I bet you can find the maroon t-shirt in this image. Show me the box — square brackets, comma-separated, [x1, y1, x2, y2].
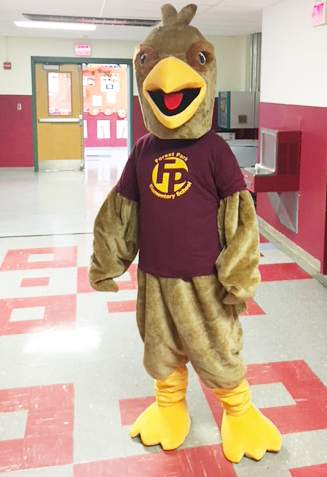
[116, 131, 246, 278]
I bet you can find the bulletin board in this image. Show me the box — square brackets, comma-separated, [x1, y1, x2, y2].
[83, 64, 128, 147]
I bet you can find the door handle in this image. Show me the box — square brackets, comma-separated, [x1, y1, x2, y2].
[79, 115, 83, 127]
[38, 118, 80, 123]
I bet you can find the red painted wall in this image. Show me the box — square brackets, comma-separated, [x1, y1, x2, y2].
[257, 102, 327, 273]
[132, 97, 148, 142]
[0, 96, 34, 167]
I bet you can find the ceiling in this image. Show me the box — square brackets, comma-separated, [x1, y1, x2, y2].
[0, 0, 282, 40]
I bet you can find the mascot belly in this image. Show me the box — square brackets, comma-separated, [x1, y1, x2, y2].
[89, 3, 282, 463]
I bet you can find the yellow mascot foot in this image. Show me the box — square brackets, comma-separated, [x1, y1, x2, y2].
[214, 380, 282, 463]
[221, 404, 282, 463]
[130, 399, 191, 450]
[130, 366, 191, 450]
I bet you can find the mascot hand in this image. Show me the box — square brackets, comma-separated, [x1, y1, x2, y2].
[223, 293, 246, 314]
[223, 292, 243, 305]
[91, 278, 119, 293]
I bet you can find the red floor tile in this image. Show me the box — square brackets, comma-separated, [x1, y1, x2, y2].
[74, 445, 237, 477]
[240, 299, 265, 316]
[0, 384, 74, 472]
[108, 300, 136, 313]
[202, 361, 327, 435]
[259, 263, 312, 281]
[0, 247, 77, 271]
[0, 295, 76, 336]
[119, 396, 155, 426]
[74, 459, 128, 477]
[260, 235, 269, 243]
[20, 277, 50, 287]
[77, 267, 95, 293]
[290, 464, 327, 476]
[0, 440, 24, 473]
[128, 445, 237, 477]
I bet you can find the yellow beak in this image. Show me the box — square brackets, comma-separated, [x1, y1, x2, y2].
[142, 56, 206, 129]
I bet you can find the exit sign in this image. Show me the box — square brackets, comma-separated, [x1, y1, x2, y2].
[75, 45, 92, 57]
[312, 1, 326, 26]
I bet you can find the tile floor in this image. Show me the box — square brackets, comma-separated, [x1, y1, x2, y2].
[1, 149, 327, 476]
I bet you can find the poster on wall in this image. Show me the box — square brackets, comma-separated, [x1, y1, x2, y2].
[117, 119, 127, 139]
[97, 120, 110, 139]
[100, 74, 120, 93]
[106, 91, 117, 104]
[84, 120, 88, 139]
[92, 95, 103, 107]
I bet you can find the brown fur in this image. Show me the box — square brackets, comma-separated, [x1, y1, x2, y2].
[134, 5, 216, 140]
[217, 190, 261, 307]
[89, 188, 259, 389]
[137, 269, 246, 389]
[88, 189, 139, 292]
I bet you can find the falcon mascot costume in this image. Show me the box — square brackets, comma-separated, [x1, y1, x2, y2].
[89, 3, 282, 463]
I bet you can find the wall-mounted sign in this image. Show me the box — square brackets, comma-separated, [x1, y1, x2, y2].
[75, 45, 92, 57]
[3, 62, 12, 70]
[312, 1, 326, 26]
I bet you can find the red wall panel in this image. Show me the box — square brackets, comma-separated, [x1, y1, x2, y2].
[257, 103, 327, 272]
[0, 96, 34, 168]
[132, 97, 148, 142]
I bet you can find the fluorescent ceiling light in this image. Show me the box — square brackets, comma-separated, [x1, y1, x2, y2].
[14, 21, 96, 31]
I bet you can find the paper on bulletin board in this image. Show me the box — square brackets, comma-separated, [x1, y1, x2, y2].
[97, 120, 110, 139]
[116, 119, 127, 139]
[106, 91, 117, 104]
[100, 76, 112, 92]
[92, 95, 103, 107]
[83, 120, 88, 139]
[109, 74, 120, 92]
[101, 74, 120, 93]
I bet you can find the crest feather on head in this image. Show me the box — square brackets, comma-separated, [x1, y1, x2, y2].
[161, 3, 197, 27]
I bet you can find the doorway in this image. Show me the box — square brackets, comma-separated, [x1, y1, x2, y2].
[32, 57, 133, 172]
[34, 63, 84, 171]
[82, 63, 128, 176]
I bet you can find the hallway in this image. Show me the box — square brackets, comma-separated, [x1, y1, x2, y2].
[0, 159, 327, 477]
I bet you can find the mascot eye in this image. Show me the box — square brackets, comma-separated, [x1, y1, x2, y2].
[198, 52, 206, 65]
[140, 53, 147, 66]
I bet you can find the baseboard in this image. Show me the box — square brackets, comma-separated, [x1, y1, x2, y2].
[258, 216, 321, 276]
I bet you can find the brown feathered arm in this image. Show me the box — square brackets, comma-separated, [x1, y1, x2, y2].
[216, 189, 261, 306]
[89, 188, 139, 292]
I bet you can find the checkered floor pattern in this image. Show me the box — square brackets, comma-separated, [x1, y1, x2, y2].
[0, 233, 327, 477]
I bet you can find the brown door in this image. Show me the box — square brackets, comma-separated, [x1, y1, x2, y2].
[35, 63, 84, 170]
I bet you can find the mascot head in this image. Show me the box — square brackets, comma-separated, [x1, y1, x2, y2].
[134, 3, 216, 139]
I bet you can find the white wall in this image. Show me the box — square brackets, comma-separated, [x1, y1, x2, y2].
[0, 35, 250, 96]
[261, 0, 327, 107]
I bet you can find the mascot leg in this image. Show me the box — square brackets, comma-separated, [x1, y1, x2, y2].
[130, 365, 191, 450]
[213, 379, 282, 463]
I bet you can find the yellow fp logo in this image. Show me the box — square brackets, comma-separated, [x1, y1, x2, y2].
[149, 153, 192, 200]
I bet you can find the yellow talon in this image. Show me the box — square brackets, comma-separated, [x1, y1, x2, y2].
[214, 380, 282, 463]
[130, 367, 191, 450]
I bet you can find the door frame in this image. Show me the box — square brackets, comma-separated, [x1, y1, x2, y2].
[31, 56, 134, 172]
